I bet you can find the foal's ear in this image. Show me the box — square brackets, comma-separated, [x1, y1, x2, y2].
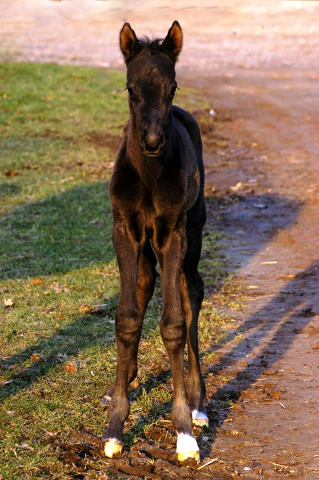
[162, 20, 183, 62]
[120, 23, 141, 62]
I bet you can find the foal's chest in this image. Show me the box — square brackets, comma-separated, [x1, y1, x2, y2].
[111, 164, 187, 215]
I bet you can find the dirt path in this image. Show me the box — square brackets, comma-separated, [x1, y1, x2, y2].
[190, 69, 319, 479]
[2, 2, 319, 478]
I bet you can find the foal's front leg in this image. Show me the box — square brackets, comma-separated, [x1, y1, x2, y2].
[103, 214, 143, 458]
[101, 240, 156, 406]
[154, 214, 200, 464]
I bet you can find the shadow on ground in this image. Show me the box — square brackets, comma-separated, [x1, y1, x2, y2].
[201, 259, 318, 460]
[0, 182, 113, 279]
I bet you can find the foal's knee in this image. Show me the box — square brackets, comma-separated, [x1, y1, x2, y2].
[115, 309, 142, 344]
[160, 316, 186, 350]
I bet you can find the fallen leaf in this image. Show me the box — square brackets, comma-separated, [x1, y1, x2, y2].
[65, 361, 78, 373]
[4, 298, 14, 307]
[18, 442, 34, 451]
[130, 378, 139, 389]
[5, 170, 19, 176]
[31, 388, 44, 397]
[30, 354, 40, 362]
[60, 176, 74, 183]
[44, 429, 57, 437]
[50, 282, 62, 293]
[32, 278, 43, 285]
[78, 304, 91, 314]
[231, 403, 244, 412]
[230, 182, 242, 192]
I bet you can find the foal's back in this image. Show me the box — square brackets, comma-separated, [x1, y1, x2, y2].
[172, 106, 202, 160]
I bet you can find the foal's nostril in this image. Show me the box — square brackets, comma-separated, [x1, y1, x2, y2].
[145, 132, 161, 149]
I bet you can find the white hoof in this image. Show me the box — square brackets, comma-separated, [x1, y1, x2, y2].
[176, 433, 200, 464]
[103, 438, 123, 458]
[192, 409, 209, 428]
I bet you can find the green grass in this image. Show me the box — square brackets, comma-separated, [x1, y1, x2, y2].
[0, 63, 242, 479]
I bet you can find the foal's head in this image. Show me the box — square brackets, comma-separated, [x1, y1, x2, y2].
[120, 21, 183, 157]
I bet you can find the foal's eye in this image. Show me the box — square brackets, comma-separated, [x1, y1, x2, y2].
[170, 86, 176, 97]
[127, 87, 139, 102]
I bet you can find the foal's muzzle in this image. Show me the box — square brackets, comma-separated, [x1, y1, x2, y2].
[141, 129, 166, 157]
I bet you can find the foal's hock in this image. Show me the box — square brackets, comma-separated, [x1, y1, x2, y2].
[102, 21, 208, 464]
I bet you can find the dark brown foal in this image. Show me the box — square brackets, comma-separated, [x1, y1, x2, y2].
[102, 21, 208, 464]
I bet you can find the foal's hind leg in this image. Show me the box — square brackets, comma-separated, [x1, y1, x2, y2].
[181, 222, 208, 428]
[181, 270, 208, 427]
[102, 241, 156, 406]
